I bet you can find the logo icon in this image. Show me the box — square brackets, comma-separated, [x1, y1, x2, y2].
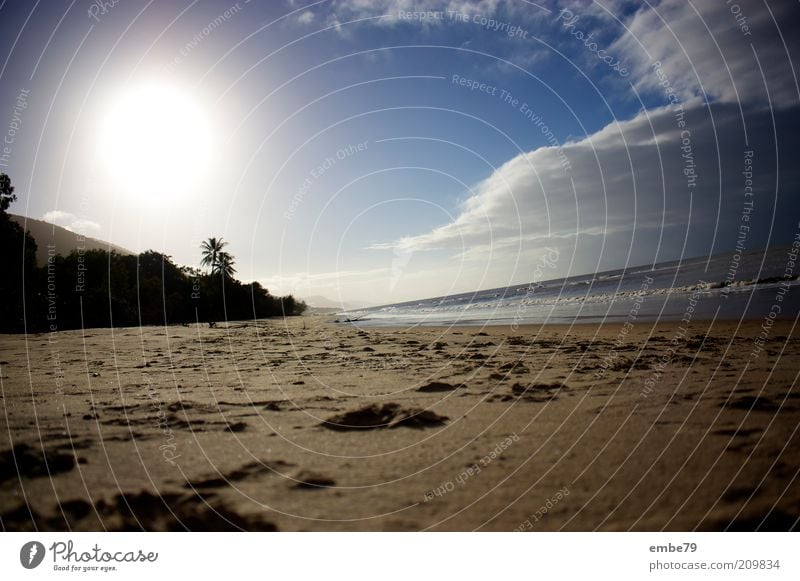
[20, 541, 45, 569]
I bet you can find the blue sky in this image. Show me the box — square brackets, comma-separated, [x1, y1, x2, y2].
[1, 0, 798, 305]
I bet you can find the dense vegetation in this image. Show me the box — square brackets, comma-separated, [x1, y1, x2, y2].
[0, 173, 305, 333]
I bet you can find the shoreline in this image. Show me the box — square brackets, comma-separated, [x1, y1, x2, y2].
[332, 317, 798, 337]
[346, 316, 798, 329]
[7, 308, 796, 337]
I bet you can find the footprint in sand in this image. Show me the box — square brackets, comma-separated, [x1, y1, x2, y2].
[489, 382, 567, 403]
[185, 459, 295, 490]
[95, 491, 279, 531]
[722, 396, 781, 412]
[321, 403, 448, 431]
[224, 421, 248, 433]
[0, 444, 76, 482]
[416, 381, 460, 393]
[291, 470, 336, 489]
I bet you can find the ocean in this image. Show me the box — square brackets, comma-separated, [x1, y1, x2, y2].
[338, 246, 800, 327]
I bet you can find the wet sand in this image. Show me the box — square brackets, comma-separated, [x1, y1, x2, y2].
[1, 316, 798, 531]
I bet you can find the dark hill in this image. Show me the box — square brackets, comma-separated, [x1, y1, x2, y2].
[9, 214, 133, 266]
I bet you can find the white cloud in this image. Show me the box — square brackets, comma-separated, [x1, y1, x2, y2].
[369, 101, 800, 276]
[317, 0, 552, 39]
[331, 0, 505, 21]
[611, 0, 800, 108]
[296, 10, 315, 24]
[354, 1, 800, 273]
[42, 210, 101, 235]
[328, 0, 799, 108]
[259, 266, 391, 294]
[293, 0, 800, 296]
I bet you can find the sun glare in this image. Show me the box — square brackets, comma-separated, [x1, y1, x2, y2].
[100, 83, 213, 195]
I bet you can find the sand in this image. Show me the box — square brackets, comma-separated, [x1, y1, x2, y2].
[1, 316, 798, 531]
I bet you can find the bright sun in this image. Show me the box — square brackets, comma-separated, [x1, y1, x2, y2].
[101, 83, 213, 195]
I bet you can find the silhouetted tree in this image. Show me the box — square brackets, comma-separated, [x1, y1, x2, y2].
[0, 173, 16, 212]
[200, 237, 228, 274]
[0, 217, 306, 332]
[216, 251, 236, 280]
[0, 174, 38, 332]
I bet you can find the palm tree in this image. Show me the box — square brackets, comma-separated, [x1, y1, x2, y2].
[199, 237, 235, 328]
[216, 251, 236, 280]
[200, 237, 228, 274]
[0, 172, 17, 214]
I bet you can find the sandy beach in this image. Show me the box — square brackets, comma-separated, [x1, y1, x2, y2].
[1, 316, 797, 531]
